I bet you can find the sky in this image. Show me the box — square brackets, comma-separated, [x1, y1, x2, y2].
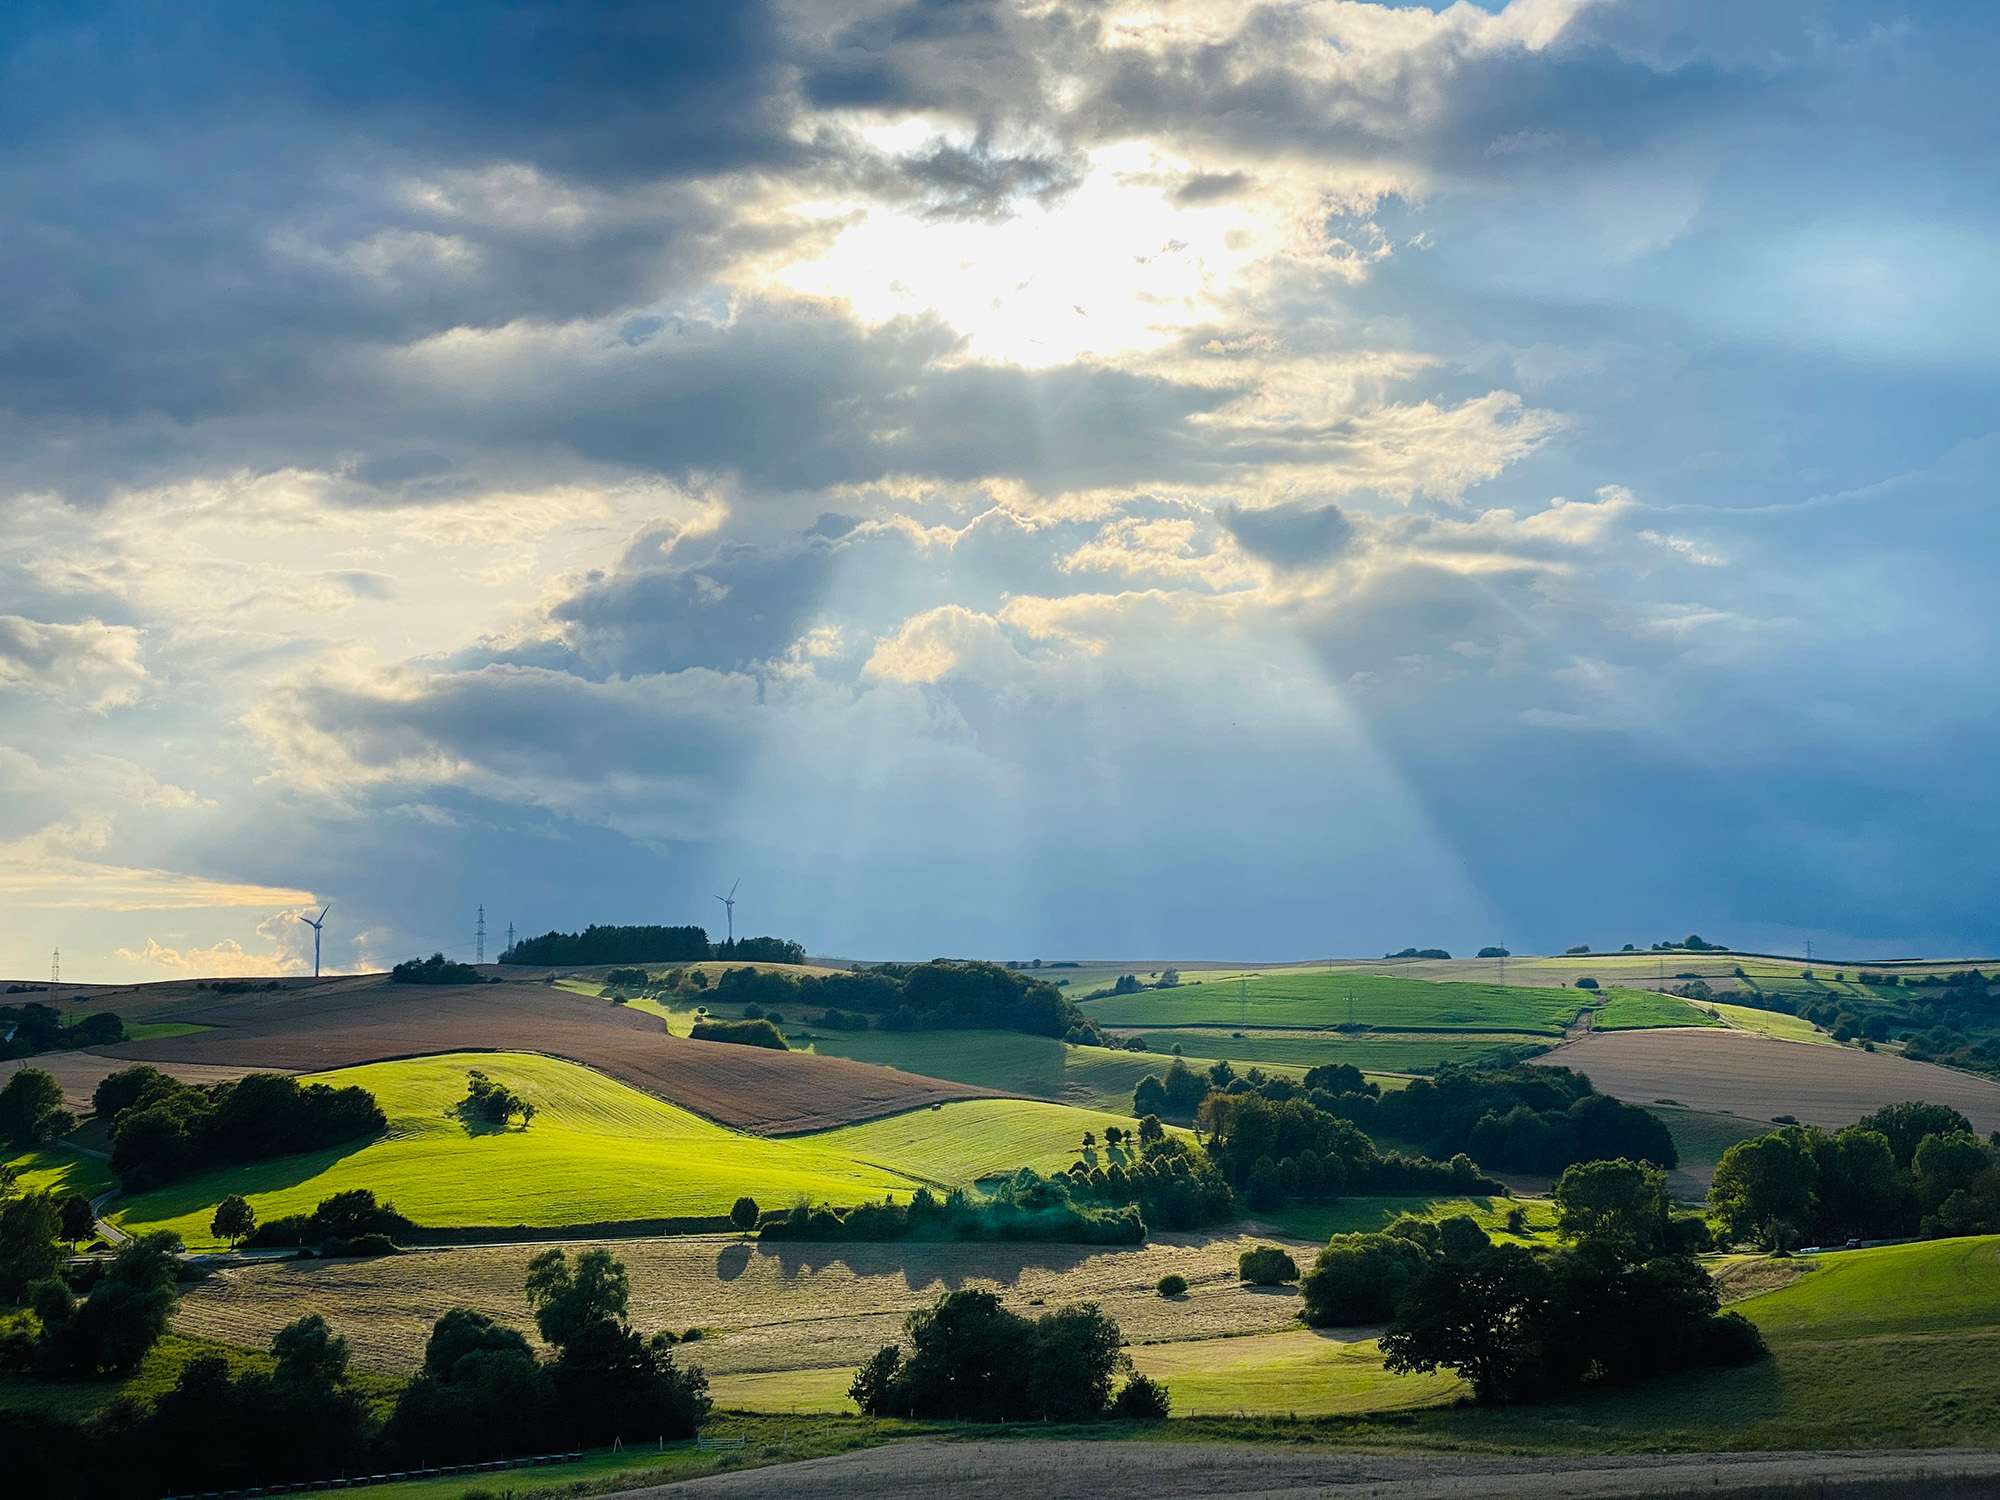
[3, 0, 1998, 980]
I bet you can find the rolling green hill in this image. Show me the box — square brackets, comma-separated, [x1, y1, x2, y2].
[108, 1053, 1134, 1249]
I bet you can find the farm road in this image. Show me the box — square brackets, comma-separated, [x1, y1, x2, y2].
[629, 1442, 2000, 1500]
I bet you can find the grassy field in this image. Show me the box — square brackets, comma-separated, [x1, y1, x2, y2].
[1078, 972, 1592, 1034]
[119, 1021, 214, 1042]
[1649, 1106, 1770, 1174]
[1132, 1029, 1543, 1073]
[1590, 988, 1720, 1031]
[1706, 1001, 1834, 1045]
[108, 1053, 1130, 1248]
[1129, 1328, 1460, 1416]
[3, 1144, 114, 1201]
[789, 1028, 1178, 1112]
[172, 1232, 1313, 1377]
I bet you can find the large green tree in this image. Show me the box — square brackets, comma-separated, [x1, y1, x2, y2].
[1553, 1159, 1669, 1258]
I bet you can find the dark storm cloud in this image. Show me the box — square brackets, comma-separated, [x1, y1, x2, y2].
[1221, 501, 1354, 569]
[0, 1, 793, 183]
[546, 531, 848, 679]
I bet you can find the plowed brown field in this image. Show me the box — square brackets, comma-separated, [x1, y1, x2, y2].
[1538, 1027, 2000, 1133]
[99, 978, 1000, 1134]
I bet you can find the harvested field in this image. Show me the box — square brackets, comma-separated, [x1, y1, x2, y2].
[618, 1444, 2000, 1500]
[0, 1050, 277, 1112]
[99, 977, 999, 1134]
[172, 1231, 1314, 1378]
[1534, 1027, 2000, 1134]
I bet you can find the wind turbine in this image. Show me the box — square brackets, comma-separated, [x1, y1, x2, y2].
[714, 879, 739, 949]
[298, 905, 329, 979]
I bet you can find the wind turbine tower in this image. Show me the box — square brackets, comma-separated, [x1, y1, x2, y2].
[476, 905, 486, 964]
[297, 906, 329, 979]
[714, 879, 739, 949]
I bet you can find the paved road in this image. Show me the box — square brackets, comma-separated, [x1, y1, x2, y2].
[617, 1441, 2000, 1500]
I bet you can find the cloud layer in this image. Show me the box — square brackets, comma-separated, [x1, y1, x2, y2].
[3, 0, 1998, 976]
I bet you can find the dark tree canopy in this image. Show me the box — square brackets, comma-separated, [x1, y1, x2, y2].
[502, 925, 712, 965]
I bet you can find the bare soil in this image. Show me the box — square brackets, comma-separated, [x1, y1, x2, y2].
[0, 1051, 277, 1112]
[622, 1442, 2000, 1500]
[97, 976, 1002, 1134]
[1535, 1028, 2000, 1135]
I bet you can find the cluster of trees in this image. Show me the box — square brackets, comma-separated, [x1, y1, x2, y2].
[501, 925, 805, 967]
[390, 953, 493, 985]
[1, 1232, 184, 1378]
[1080, 970, 1180, 1000]
[1336, 1066, 1678, 1174]
[711, 960, 1114, 1043]
[1199, 1091, 1503, 1210]
[1059, 1118, 1237, 1230]
[1386, 947, 1452, 960]
[241, 1188, 414, 1253]
[1708, 1101, 2000, 1247]
[1135, 1057, 1377, 1123]
[0, 1069, 77, 1147]
[761, 1173, 1147, 1246]
[456, 1070, 536, 1128]
[689, 1016, 788, 1050]
[0, 1003, 125, 1060]
[849, 1289, 1168, 1422]
[8, 1248, 710, 1499]
[1296, 1160, 1763, 1403]
[93, 1066, 386, 1190]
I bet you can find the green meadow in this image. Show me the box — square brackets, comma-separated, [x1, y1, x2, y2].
[1078, 970, 1593, 1033]
[1130, 1028, 1532, 1073]
[793, 1027, 1181, 1111]
[2, 1143, 114, 1201]
[108, 1053, 1134, 1249]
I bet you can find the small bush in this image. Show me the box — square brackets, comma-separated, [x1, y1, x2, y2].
[690, 1018, 788, 1050]
[1113, 1373, 1171, 1419]
[1239, 1245, 1300, 1285]
[1156, 1273, 1187, 1297]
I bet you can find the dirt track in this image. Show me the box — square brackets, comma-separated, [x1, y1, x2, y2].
[629, 1441, 2000, 1500]
[96, 978, 1001, 1134]
[1535, 1027, 2000, 1134]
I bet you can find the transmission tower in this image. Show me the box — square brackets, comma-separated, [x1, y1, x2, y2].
[476, 905, 487, 964]
[505, 922, 515, 956]
[51, 948, 60, 985]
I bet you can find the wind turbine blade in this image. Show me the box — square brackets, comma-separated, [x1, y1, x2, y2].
[729, 878, 739, 899]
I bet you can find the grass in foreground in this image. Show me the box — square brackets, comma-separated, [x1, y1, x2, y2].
[108, 1053, 1128, 1247]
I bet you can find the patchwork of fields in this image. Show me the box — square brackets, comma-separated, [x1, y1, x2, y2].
[109, 1053, 1137, 1248]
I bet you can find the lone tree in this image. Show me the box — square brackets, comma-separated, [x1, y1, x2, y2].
[211, 1193, 257, 1248]
[59, 1193, 96, 1250]
[458, 1069, 536, 1128]
[730, 1196, 760, 1233]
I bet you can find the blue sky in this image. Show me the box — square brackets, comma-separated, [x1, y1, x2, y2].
[2, 0, 1997, 978]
